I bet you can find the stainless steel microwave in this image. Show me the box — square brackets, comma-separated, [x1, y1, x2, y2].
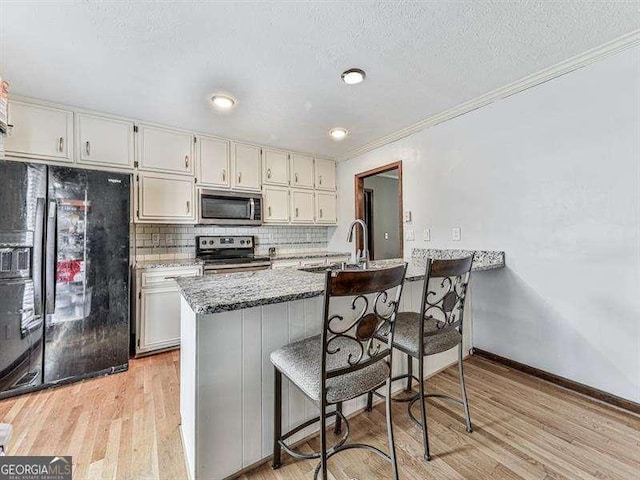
[198, 189, 263, 225]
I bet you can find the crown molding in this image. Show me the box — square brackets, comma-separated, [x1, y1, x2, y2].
[338, 30, 640, 162]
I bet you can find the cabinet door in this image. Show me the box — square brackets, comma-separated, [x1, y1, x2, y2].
[137, 124, 194, 175]
[263, 187, 290, 223]
[137, 172, 195, 222]
[314, 158, 336, 191]
[5, 101, 73, 162]
[76, 113, 134, 169]
[291, 190, 315, 224]
[140, 286, 181, 351]
[315, 192, 337, 224]
[233, 143, 262, 191]
[290, 154, 314, 189]
[262, 149, 289, 186]
[198, 136, 230, 188]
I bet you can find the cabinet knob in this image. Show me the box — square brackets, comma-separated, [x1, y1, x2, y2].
[187, 201, 191, 213]
[319, 208, 323, 218]
[294, 173, 298, 183]
[222, 169, 226, 181]
[319, 175, 323, 185]
[85, 141, 91, 156]
[295, 207, 299, 218]
[185, 155, 190, 169]
[268, 206, 272, 217]
[267, 168, 272, 179]
[238, 172, 242, 183]
[58, 137, 64, 153]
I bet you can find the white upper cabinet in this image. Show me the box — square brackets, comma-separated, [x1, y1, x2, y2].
[291, 189, 315, 224]
[233, 143, 261, 191]
[76, 113, 134, 169]
[137, 124, 194, 175]
[137, 172, 195, 223]
[197, 136, 230, 188]
[315, 192, 337, 224]
[262, 148, 289, 186]
[314, 158, 336, 191]
[263, 186, 290, 223]
[290, 154, 314, 189]
[5, 100, 73, 162]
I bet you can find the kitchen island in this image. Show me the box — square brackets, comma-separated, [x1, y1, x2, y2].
[177, 250, 504, 480]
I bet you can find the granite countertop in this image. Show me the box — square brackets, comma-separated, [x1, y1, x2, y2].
[177, 269, 326, 314]
[268, 251, 351, 261]
[135, 258, 203, 270]
[177, 249, 505, 315]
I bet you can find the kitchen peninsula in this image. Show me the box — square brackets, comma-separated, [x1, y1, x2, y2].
[177, 249, 504, 480]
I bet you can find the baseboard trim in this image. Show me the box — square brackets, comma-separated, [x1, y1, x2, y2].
[472, 348, 640, 415]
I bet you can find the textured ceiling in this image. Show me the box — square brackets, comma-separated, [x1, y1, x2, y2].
[1, 1, 639, 159]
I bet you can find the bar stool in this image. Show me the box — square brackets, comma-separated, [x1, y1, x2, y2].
[270, 264, 408, 480]
[366, 256, 474, 461]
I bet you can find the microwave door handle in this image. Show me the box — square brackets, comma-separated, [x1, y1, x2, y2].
[33, 197, 45, 318]
[45, 200, 57, 315]
[249, 198, 255, 220]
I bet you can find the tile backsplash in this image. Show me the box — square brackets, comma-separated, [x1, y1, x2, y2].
[134, 224, 329, 261]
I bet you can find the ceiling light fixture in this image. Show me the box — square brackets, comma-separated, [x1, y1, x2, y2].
[341, 68, 366, 85]
[329, 127, 349, 140]
[211, 94, 236, 110]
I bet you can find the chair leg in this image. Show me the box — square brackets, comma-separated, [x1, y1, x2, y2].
[319, 400, 328, 480]
[406, 353, 413, 392]
[272, 368, 282, 469]
[458, 343, 473, 433]
[385, 375, 400, 480]
[334, 402, 343, 435]
[417, 355, 431, 461]
[366, 391, 374, 412]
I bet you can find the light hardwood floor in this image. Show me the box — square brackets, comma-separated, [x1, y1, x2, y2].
[1, 351, 638, 480]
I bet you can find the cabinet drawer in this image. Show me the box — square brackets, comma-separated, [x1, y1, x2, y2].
[141, 266, 201, 288]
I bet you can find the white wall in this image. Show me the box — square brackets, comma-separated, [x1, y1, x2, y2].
[329, 46, 640, 402]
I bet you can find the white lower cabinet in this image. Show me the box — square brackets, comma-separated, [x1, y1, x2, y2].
[137, 172, 195, 223]
[137, 266, 201, 355]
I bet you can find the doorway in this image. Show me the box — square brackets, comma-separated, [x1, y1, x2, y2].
[354, 161, 403, 260]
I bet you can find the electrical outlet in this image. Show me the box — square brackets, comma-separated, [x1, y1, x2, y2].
[152, 233, 160, 246]
[452, 227, 461, 241]
[384, 232, 389, 240]
[403, 211, 412, 223]
[423, 229, 431, 242]
[405, 229, 415, 241]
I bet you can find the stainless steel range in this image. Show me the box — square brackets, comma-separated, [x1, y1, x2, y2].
[196, 235, 271, 275]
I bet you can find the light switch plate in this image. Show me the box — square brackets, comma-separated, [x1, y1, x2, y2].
[405, 229, 415, 241]
[384, 232, 389, 240]
[452, 227, 461, 241]
[423, 229, 431, 242]
[403, 211, 412, 223]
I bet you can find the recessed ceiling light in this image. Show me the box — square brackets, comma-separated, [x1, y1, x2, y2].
[341, 68, 366, 85]
[329, 127, 349, 140]
[211, 94, 236, 110]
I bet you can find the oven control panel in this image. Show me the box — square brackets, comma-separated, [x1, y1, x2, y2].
[196, 235, 254, 251]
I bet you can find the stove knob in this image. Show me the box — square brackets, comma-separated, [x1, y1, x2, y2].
[201, 240, 206, 246]
[240, 240, 245, 245]
[246, 240, 251, 246]
[209, 240, 215, 245]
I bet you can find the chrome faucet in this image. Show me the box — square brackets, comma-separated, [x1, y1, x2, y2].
[346, 219, 370, 269]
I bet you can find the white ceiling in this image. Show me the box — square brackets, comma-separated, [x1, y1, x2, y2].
[1, 1, 638, 159]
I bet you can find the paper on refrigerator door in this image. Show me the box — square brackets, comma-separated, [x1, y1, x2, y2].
[0, 77, 8, 135]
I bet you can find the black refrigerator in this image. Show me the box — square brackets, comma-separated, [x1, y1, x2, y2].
[0, 159, 131, 398]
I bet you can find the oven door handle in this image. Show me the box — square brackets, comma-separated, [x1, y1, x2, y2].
[249, 198, 255, 220]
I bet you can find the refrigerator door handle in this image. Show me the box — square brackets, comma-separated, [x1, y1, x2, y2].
[33, 197, 45, 318]
[45, 200, 57, 315]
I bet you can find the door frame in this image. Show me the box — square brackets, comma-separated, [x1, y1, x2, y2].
[354, 161, 403, 258]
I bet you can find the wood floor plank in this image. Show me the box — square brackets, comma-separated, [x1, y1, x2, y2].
[0, 352, 638, 480]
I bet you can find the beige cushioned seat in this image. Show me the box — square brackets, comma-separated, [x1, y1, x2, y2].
[270, 334, 390, 404]
[379, 311, 461, 356]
